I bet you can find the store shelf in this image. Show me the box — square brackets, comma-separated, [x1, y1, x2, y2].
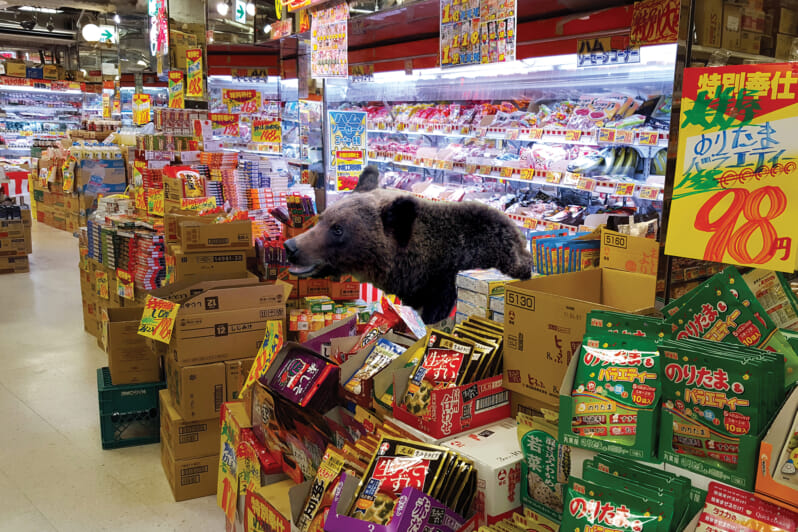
[370, 156, 664, 200]
[2, 105, 81, 113]
[367, 125, 669, 149]
[691, 45, 780, 64]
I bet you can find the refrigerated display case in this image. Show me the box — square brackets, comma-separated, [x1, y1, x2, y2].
[119, 86, 168, 126]
[323, 44, 677, 237]
[0, 83, 82, 135]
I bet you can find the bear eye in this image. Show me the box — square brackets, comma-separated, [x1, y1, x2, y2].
[331, 224, 344, 237]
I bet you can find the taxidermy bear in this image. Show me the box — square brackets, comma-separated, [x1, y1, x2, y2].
[284, 166, 533, 324]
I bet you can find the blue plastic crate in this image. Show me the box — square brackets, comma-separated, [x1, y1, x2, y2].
[96, 367, 166, 450]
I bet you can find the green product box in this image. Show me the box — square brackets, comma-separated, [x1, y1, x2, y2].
[558, 350, 660, 462]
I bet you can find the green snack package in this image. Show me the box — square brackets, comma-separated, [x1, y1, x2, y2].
[571, 336, 660, 448]
[517, 412, 570, 522]
[743, 268, 798, 331]
[779, 329, 798, 386]
[586, 310, 667, 340]
[561, 477, 662, 532]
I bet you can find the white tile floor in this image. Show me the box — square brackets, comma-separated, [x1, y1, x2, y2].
[0, 223, 222, 531]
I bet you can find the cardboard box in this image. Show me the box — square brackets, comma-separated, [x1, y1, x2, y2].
[774, 6, 798, 35]
[77, 159, 127, 195]
[775, 32, 798, 59]
[101, 307, 161, 385]
[502, 268, 656, 408]
[0, 255, 29, 274]
[42, 64, 58, 80]
[0, 236, 28, 257]
[756, 386, 798, 510]
[722, 3, 744, 49]
[441, 419, 523, 527]
[0, 219, 27, 238]
[161, 435, 219, 501]
[168, 281, 289, 366]
[592, 228, 659, 275]
[328, 280, 360, 300]
[695, 0, 724, 46]
[393, 373, 511, 440]
[165, 358, 226, 420]
[179, 220, 252, 251]
[224, 357, 255, 402]
[739, 30, 763, 53]
[243, 479, 302, 532]
[456, 269, 514, 298]
[3, 60, 26, 77]
[169, 245, 248, 283]
[159, 389, 220, 460]
[742, 8, 766, 31]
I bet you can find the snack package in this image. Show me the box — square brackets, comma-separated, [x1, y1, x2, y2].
[268, 349, 337, 408]
[517, 412, 570, 522]
[349, 438, 450, 525]
[696, 482, 798, 532]
[297, 446, 347, 532]
[343, 338, 407, 395]
[571, 336, 660, 448]
[560, 477, 662, 532]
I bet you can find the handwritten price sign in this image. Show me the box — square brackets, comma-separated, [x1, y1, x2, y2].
[222, 89, 260, 113]
[168, 71, 184, 109]
[252, 119, 281, 144]
[138, 295, 180, 343]
[95, 271, 109, 299]
[665, 63, 798, 272]
[147, 188, 164, 217]
[210, 113, 240, 137]
[239, 321, 284, 398]
[117, 269, 134, 300]
[185, 48, 203, 98]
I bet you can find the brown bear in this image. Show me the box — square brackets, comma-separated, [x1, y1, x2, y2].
[284, 166, 533, 324]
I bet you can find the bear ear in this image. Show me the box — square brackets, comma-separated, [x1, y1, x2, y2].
[353, 166, 380, 193]
[381, 196, 416, 248]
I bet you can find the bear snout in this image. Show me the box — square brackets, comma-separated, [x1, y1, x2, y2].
[284, 239, 299, 261]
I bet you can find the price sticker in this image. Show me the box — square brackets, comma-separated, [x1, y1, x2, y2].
[506, 128, 520, 140]
[500, 166, 513, 177]
[614, 130, 635, 144]
[598, 128, 616, 143]
[639, 186, 660, 200]
[479, 165, 492, 175]
[546, 222, 560, 230]
[565, 130, 583, 142]
[520, 168, 535, 180]
[615, 182, 636, 197]
[528, 129, 543, 140]
[638, 131, 660, 146]
[443, 160, 454, 171]
[444, 124, 453, 134]
[523, 218, 537, 229]
[547, 171, 563, 184]
[476, 127, 487, 138]
[577, 177, 597, 192]
[460, 125, 471, 135]
[465, 164, 477, 174]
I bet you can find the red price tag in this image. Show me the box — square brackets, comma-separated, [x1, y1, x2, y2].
[528, 129, 543, 140]
[639, 186, 660, 200]
[577, 177, 597, 191]
[520, 168, 535, 180]
[598, 128, 615, 143]
[614, 130, 635, 144]
[547, 171, 562, 184]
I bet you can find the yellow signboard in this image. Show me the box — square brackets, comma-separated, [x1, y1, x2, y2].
[137, 295, 180, 343]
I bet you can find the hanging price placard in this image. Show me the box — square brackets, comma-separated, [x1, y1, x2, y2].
[185, 48, 203, 98]
[168, 71, 184, 109]
[116, 269, 134, 299]
[132, 93, 151, 125]
[137, 295, 180, 343]
[665, 63, 798, 272]
[95, 271, 109, 299]
[252, 119, 281, 145]
[147, 188, 164, 216]
[222, 89, 260, 113]
[210, 113, 240, 137]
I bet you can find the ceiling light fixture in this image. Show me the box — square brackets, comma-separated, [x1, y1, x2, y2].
[246, 2, 255, 16]
[263, 24, 271, 34]
[136, 59, 147, 66]
[113, 14, 121, 24]
[18, 6, 60, 13]
[81, 23, 101, 41]
[216, 0, 230, 16]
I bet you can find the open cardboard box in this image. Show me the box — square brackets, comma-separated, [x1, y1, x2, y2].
[259, 342, 340, 414]
[503, 268, 656, 409]
[392, 370, 510, 440]
[757, 386, 798, 511]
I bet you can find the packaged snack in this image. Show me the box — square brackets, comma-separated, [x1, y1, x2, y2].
[560, 477, 662, 532]
[696, 482, 798, 532]
[268, 349, 337, 408]
[349, 438, 449, 525]
[517, 412, 570, 522]
[297, 446, 347, 532]
[570, 336, 660, 448]
[343, 338, 407, 395]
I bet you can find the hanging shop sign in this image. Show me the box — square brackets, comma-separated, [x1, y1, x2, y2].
[148, 0, 169, 77]
[168, 71, 184, 109]
[440, 0, 516, 67]
[630, 0, 680, 45]
[310, 1, 348, 78]
[665, 63, 798, 273]
[329, 110, 367, 191]
[185, 48, 203, 98]
[577, 35, 640, 67]
[222, 89, 260, 113]
[132, 93, 152, 125]
[349, 63, 374, 83]
[102, 91, 111, 118]
[234, 0, 247, 23]
[271, 19, 292, 39]
[137, 295, 180, 343]
[210, 113, 241, 137]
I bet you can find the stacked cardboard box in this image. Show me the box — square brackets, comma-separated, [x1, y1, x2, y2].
[0, 206, 32, 274]
[155, 277, 289, 501]
[455, 269, 514, 323]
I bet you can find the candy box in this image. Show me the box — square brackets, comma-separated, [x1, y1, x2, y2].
[261, 342, 339, 413]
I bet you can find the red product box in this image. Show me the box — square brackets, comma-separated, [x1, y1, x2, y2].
[392, 374, 510, 440]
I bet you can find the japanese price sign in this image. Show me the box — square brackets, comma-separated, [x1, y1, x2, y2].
[252, 119, 281, 146]
[137, 295, 180, 343]
[666, 63, 798, 272]
[630, 0, 680, 45]
[440, 0, 516, 67]
[239, 321, 284, 399]
[222, 89, 260, 113]
[185, 48, 203, 98]
[116, 269, 134, 299]
[310, 1, 348, 78]
[329, 110, 367, 191]
[132, 93, 151, 125]
[168, 71, 184, 109]
[210, 113, 240, 137]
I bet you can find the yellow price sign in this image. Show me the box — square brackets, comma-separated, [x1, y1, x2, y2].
[615, 183, 636, 197]
[147, 188, 164, 217]
[564, 129, 583, 142]
[520, 168, 535, 180]
[95, 271, 109, 300]
[500, 166, 513, 178]
[547, 171, 562, 184]
[614, 130, 635, 144]
[137, 295, 180, 344]
[239, 321, 284, 398]
[116, 269, 134, 300]
[638, 131, 660, 146]
[180, 197, 217, 211]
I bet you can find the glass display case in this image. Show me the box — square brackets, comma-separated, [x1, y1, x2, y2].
[0, 84, 83, 135]
[323, 44, 678, 236]
[119, 86, 168, 126]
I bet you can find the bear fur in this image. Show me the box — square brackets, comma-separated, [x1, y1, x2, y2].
[284, 167, 533, 323]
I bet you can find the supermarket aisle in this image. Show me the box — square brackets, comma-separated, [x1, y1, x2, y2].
[0, 223, 222, 532]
